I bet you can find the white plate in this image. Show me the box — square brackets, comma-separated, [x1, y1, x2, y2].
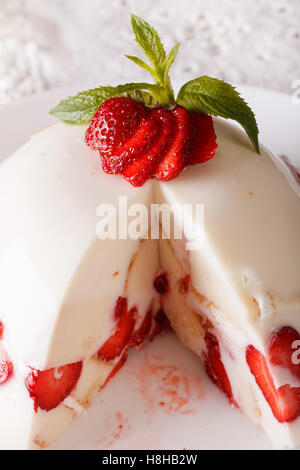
[0, 86, 299, 451]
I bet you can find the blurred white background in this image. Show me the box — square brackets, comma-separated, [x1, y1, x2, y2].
[0, 0, 299, 102]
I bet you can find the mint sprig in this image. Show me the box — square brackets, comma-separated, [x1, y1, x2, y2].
[50, 14, 260, 153]
[128, 15, 179, 104]
[130, 14, 166, 85]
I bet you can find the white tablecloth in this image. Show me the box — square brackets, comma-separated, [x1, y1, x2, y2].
[1, 0, 299, 102]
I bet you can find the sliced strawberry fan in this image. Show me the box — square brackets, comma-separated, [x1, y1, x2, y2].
[86, 98, 217, 187]
[51, 15, 259, 187]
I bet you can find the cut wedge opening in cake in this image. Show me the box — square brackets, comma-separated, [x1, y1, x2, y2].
[0, 118, 299, 450]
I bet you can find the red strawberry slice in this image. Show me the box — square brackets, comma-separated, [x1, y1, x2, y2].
[25, 361, 83, 412]
[187, 112, 217, 165]
[155, 106, 191, 180]
[150, 309, 171, 340]
[98, 306, 136, 361]
[122, 108, 175, 187]
[86, 97, 218, 186]
[113, 296, 128, 320]
[246, 345, 300, 423]
[153, 273, 169, 295]
[0, 360, 13, 385]
[131, 309, 153, 348]
[0, 323, 13, 385]
[101, 350, 128, 390]
[268, 326, 300, 381]
[204, 332, 235, 404]
[178, 275, 190, 294]
[85, 97, 146, 152]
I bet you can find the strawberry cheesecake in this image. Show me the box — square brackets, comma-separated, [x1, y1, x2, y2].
[0, 15, 299, 450]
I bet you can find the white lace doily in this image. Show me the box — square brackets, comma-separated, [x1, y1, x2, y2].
[1, 0, 299, 102]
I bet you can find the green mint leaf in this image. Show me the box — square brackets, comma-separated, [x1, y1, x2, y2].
[164, 43, 180, 84]
[131, 14, 166, 85]
[49, 88, 113, 124]
[125, 55, 154, 77]
[177, 76, 260, 153]
[163, 43, 180, 102]
[50, 83, 165, 124]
